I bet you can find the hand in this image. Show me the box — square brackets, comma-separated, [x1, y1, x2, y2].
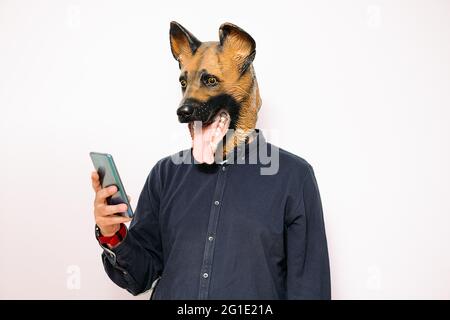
[91, 171, 132, 237]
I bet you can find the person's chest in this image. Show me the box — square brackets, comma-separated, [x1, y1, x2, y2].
[157, 163, 289, 258]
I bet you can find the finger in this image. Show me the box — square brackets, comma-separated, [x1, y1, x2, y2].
[97, 215, 132, 226]
[100, 203, 128, 217]
[91, 171, 101, 192]
[95, 185, 117, 205]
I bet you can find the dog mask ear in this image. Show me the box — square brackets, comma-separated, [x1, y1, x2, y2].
[219, 23, 256, 74]
[170, 21, 202, 66]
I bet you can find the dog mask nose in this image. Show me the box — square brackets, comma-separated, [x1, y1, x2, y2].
[177, 104, 194, 121]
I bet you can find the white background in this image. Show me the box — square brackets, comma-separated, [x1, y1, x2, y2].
[1, 0, 449, 299]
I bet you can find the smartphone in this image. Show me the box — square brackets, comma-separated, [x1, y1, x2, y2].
[90, 152, 134, 218]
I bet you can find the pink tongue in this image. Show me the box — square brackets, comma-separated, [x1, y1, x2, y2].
[192, 113, 230, 164]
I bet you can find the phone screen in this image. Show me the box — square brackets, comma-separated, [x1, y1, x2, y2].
[90, 152, 134, 218]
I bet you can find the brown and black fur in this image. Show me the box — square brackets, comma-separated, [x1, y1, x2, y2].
[169, 21, 262, 155]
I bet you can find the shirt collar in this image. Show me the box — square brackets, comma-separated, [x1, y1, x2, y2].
[220, 129, 266, 164]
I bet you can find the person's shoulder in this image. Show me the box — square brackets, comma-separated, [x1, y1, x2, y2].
[145, 149, 191, 188]
[271, 143, 313, 168]
[152, 149, 191, 172]
[279, 146, 313, 169]
[267, 143, 315, 179]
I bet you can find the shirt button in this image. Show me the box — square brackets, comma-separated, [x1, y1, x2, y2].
[222, 166, 226, 171]
[202, 273, 209, 279]
[214, 200, 220, 206]
[208, 236, 214, 242]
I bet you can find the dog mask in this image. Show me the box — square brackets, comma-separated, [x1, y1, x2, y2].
[169, 21, 262, 164]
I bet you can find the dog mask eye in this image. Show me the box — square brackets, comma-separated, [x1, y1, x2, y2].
[205, 76, 218, 86]
[180, 79, 187, 88]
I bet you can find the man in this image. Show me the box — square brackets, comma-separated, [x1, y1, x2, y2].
[91, 22, 331, 299]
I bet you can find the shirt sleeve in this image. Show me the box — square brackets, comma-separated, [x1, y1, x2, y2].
[285, 165, 331, 299]
[100, 163, 164, 296]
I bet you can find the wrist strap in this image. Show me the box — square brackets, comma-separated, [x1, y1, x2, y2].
[96, 223, 127, 247]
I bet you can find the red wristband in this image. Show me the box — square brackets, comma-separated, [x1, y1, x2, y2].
[97, 223, 127, 247]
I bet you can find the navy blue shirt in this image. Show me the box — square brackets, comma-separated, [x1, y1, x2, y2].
[100, 130, 331, 299]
